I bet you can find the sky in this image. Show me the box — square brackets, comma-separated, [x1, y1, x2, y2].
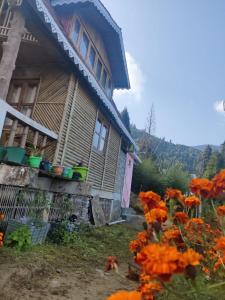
[101, 0, 225, 146]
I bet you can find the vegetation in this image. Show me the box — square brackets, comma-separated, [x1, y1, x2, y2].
[6, 226, 32, 251]
[108, 170, 225, 300]
[121, 107, 131, 133]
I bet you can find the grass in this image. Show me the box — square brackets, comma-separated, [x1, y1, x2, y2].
[0, 224, 138, 272]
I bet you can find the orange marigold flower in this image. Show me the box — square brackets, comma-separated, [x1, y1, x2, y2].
[139, 191, 161, 210]
[165, 188, 183, 201]
[107, 290, 142, 300]
[183, 196, 201, 207]
[0, 213, 4, 221]
[211, 169, 225, 197]
[145, 208, 167, 224]
[216, 206, 225, 217]
[214, 236, 225, 251]
[163, 226, 181, 241]
[129, 240, 140, 253]
[182, 248, 202, 267]
[105, 256, 118, 272]
[140, 281, 162, 298]
[189, 178, 213, 198]
[174, 212, 189, 224]
[136, 243, 184, 282]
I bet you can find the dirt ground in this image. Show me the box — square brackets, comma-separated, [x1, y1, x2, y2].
[0, 218, 143, 300]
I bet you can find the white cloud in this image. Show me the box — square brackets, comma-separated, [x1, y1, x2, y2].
[214, 100, 225, 114]
[113, 52, 145, 105]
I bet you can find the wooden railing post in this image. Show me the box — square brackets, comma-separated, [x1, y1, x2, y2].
[20, 125, 29, 148]
[33, 131, 39, 148]
[41, 136, 47, 156]
[7, 119, 18, 146]
[0, 8, 25, 100]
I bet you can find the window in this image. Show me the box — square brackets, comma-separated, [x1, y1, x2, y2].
[101, 69, 107, 88]
[88, 46, 96, 69]
[80, 32, 89, 58]
[96, 59, 102, 81]
[106, 78, 112, 98]
[93, 119, 108, 152]
[71, 19, 81, 44]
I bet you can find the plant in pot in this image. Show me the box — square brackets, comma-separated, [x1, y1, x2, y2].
[40, 158, 52, 172]
[26, 144, 49, 169]
[5, 189, 51, 245]
[52, 165, 64, 176]
[73, 161, 88, 182]
[4, 146, 26, 165]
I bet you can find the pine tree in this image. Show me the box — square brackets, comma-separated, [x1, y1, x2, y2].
[199, 145, 212, 176]
[121, 107, 131, 133]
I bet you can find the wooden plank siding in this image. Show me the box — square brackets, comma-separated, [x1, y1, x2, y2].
[58, 79, 97, 168]
[101, 127, 121, 192]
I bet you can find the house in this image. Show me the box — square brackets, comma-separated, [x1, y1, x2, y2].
[0, 0, 138, 221]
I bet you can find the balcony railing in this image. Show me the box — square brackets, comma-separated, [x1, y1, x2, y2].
[0, 26, 38, 43]
[0, 99, 58, 152]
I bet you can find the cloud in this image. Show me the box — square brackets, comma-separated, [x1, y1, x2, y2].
[113, 52, 145, 105]
[214, 100, 225, 114]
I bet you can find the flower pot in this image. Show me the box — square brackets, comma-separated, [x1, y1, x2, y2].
[63, 167, 70, 178]
[0, 146, 6, 161]
[40, 160, 52, 172]
[53, 165, 63, 176]
[5, 147, 25, 164]
[67, 168, 73, 179]
[72, 167, 88, 182]
[28, 156, 42, 168]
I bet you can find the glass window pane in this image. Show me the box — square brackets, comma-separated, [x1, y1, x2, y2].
[106, 78, 112, 98]
[99, 138, 105, 152]
[96, 60, 102, 81]
[80, 32, 89, 58]
[89, 47, 96, 69]
[101, 69, 107, 88]
[95, 119, 101, 134]
[9, 85, 21, 103]
[93, 132, 99, 149]
[71, 20, 80, 44]
[24, 85, 37, 103]
[101, 126, 107, 139]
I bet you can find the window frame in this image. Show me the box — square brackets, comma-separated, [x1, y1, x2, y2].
[92, 118, 109, 153]
[79, 30, 90, 59]
[70, 18, 81, 45]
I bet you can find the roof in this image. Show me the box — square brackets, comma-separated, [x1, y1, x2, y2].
[51, 0, 130, 89]
[33, 0, 138, 151]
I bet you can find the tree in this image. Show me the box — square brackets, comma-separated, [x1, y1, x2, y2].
[199, 145, 212, 176]
[165, 163, 190, 193]
[204, 152, 223, 179]
[121, 107, 131, 133]
[139, 104, 156, 159]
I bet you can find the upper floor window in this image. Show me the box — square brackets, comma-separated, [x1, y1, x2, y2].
[93, 119, 108, 152]
[101, 69, 107, 88]
[96, 59, 102, 81]
[80, 32, 89, 58]
[71, 19, 81, 44]
[88, 46, 96, 69]
[106, 78, 112, 98]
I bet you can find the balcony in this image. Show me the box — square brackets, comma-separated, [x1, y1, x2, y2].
[0, 99, 58, 155]
[0, 26, 38, 43]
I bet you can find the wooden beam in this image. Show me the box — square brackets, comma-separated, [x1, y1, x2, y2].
[0, 8, 25, 100]
[33, 131, 39, 148]
[20, 125, 29, 148]
[7, 119, 18, 146]
[41, 136, 47, 156]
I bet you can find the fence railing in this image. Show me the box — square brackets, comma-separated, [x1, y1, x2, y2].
[0, 99, 58, 150]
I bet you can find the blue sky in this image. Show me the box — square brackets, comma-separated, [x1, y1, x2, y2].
[102, 0, 225, 146]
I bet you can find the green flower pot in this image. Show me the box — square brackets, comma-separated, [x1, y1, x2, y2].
[63, 167, 70, 178]
[28, 156, 42, 168]
[5, 147, 25, 164]
[73, 167, 88, 182]
[67, 168, 73, 179]
[0, 146, 6, 161]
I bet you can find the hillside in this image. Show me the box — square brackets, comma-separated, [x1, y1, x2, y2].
[131, 125, 202, 174]
[193, 145, 220, 152]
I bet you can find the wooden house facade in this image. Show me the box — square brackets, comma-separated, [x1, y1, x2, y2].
[0, 0, 138, 220]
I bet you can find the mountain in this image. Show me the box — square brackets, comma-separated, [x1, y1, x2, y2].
[193, 145, 220, 152]
[131, 125, 202, 174]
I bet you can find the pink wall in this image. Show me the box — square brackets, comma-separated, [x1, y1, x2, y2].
[121, 153, 134, 208]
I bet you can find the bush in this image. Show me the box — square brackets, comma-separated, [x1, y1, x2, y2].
[164, 163, 190, 193]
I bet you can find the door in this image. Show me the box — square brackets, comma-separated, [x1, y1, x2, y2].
[121, 153, 134, 208]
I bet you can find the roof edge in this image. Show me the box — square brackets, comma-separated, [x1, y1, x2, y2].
[34, 0, 137, 150]
[51, 0, 130, 89]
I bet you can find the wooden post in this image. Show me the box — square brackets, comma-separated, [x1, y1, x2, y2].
[0, 109, 6, 139]
[0, 8, 25, 100]
[33, 131, 39, 148]
[20, 125, 29, 148]
[7, 119, 18, 146]
[41, 136, 47, 156]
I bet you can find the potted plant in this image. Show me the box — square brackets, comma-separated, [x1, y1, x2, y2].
[0, 145, 6, 161]
[40, 159, 52, 172]
[52, 165, 64, 176]
[5, 190, 51, 245]
[4, 146, 26, 165]
[73, 161, 88, 182]
[26, 145, 43, 168]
